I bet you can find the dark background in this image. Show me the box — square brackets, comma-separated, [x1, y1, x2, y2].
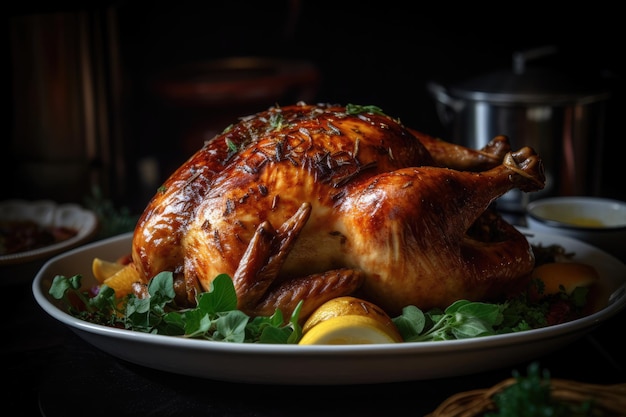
[7, 1, 625, 213]
[4, 5, 626, 416]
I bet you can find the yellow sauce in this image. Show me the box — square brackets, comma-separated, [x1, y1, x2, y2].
[564, 217, 605, 227]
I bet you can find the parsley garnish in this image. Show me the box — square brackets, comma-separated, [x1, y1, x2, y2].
[49, 272, 303, 344]
[393, 300, 505, 342]
[392, 286, 587, 342]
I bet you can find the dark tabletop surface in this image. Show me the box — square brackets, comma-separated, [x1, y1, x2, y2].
[4, 240, 626, 417]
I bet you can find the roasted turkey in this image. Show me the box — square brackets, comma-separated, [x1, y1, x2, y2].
[131, 102, 545, 320]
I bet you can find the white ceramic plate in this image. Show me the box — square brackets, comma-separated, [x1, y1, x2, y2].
[0, 199, 98, 266]
[32, 229, 626, 385]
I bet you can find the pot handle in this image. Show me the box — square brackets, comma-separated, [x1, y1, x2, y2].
[512, 45, 558, 74]
[426, 81, 465, 128]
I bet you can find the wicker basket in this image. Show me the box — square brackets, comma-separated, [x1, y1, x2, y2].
[426, 378, 626, 417]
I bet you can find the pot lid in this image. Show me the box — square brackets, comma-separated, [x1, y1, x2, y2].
[150, 57, 320, 107]
[445, 47, 611, 105]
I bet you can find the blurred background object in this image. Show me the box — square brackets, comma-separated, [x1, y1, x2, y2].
[0, 199, 98, 284]
[8, 7, 126, 206]
[6, 1, 625, 215]
[525, 196, 626, 261]
[427, 45, 612, 213]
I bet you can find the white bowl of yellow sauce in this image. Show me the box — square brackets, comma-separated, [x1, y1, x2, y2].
[526, 196, 626, 261]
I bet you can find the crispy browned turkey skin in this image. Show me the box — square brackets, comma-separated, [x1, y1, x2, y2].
[131, 103, 545, 320]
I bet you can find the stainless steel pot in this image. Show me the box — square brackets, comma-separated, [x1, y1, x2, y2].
[427, 46, 611, 212]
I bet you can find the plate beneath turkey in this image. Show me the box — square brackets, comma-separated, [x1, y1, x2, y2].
[32, 228, 626, 385]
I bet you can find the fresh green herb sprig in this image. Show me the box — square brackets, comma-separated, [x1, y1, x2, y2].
[83, 186, 138, 239]
[268, 112, 286, 130]
[49, 274, 122, 327]
[345, 104, 387, 116]
[393, 300, 506, 342]
[486, 362, 598, 417]
[392, 286, 587, 343]
[49, 272, 303, 344]
[225, 137, 238, 153]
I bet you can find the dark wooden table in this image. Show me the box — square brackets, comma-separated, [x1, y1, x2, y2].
[4, 252, 625, 417]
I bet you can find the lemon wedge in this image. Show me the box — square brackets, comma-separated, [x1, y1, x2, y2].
[299, 314, 403, 345]
[92, 258, 126, 283]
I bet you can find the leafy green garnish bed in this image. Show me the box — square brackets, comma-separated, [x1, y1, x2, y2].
[49, 255, 589, 344]
[50, 272, 303, 344]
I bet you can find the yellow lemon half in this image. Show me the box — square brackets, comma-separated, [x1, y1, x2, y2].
[302, 296, 397, 333]
[92, 258, 126, 283]
[299, 296, 403, 345]
[298, 314, 403, 345]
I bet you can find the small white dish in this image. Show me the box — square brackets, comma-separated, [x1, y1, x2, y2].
[1, 199, 98, 284]
[526, 197, 626, 261]
[32, 228, 626, 385]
